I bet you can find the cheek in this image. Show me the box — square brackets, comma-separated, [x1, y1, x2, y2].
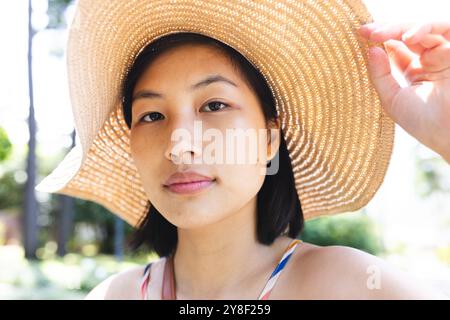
[130, 130, 146, 169]
[130, 129, 161, 190]
[220, 162, 266, 199]
[130, 127, 160, 162]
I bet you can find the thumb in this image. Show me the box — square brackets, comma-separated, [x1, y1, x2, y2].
[367, 46, 401, 117]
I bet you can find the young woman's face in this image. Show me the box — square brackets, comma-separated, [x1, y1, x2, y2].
[130, 44, 277, 229]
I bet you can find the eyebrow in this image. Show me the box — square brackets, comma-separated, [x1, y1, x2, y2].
[131, 74, 238, 102]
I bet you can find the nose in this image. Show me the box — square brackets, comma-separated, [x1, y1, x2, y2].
[167, 144, 199, 165]
[164, 117, 203, 165]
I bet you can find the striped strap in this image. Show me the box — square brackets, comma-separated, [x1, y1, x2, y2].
[140, 263, 153, 300]
[257, 239, 302, 300]
[140, 239, 301, 300]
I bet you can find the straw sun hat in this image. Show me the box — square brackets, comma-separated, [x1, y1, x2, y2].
[36, 0, 395, 227]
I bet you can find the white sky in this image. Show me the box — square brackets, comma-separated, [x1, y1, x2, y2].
[0, 0, 74, 155]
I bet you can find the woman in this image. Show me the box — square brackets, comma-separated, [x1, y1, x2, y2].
[37, 0, 449, 299]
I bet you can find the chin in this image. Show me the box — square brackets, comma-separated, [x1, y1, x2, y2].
[167, 206, 227, 228]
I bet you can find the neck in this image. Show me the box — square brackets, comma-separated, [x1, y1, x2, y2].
[172, 197, 292, 299]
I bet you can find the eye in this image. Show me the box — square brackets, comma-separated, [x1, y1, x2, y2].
[201, 101, 230, 112]
[139, 112, 165, 123]
[136, 101, 229, 124]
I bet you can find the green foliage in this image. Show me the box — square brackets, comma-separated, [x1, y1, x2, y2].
[300, 211, 385, 255]
[73, 199, 135, 253]
[414, 156, 450, 197]
[73, 198, 117, 225]
[44, 197, 136, 255]
[47, 0, 74, 29]
[0, 245, 155, 299]
[0, 127, 12, 162]
[0, 171, 25, 210]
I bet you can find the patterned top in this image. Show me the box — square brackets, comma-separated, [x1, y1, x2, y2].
[140, 238, 302, 300]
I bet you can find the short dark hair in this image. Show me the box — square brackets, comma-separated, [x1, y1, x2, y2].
[122, 32, 304, 257]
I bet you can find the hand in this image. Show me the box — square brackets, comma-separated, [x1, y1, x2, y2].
[359, 21, 450, 164]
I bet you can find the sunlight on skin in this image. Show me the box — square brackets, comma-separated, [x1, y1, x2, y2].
[414, 81, 435, 104]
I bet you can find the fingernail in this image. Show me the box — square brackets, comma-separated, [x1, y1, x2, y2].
[362, 22, 378, 27]
[361, 22, 382, 30]
[402, 31, 414, 42]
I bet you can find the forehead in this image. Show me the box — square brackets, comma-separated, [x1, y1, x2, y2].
[134, 44, 241, 88]
[150, 43, 231, 69]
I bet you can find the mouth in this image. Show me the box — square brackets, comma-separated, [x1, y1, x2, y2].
[164, 178, 217, 195]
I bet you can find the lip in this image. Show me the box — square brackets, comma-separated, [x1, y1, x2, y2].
[165, 180, 215, 194]
[163, 171, 216, 195]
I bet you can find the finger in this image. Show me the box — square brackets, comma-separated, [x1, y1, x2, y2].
[402, 23, 432, 43]
[366, 46, 401, 117]
[408, 66, 450, 83]
[419, 34, 447, 49]
[368, 22, 413, 42]
[365, 23, 427, 55]
[406, 21, 450, 41]
[384, 40, 428, 84]
[429, 21, 450, 40]
[384, 40, 417, 73]
[366, 21, 450, 43]
[420, 42, 450, 71]
[359, 22, 384, 38]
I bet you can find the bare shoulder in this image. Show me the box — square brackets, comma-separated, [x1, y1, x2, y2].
[84, 265, 147, 300]
[290, 242, 447, 299]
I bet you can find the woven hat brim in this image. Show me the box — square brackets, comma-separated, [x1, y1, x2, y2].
[36, 0, 395, 227]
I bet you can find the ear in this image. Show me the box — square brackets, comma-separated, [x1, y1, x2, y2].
[266, 117, 281, 162]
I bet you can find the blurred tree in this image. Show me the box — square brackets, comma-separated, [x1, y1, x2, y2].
[24, 0, 39, 259]
[71, 199, 134, 254]
[48, 0, 104, 257]
[0, 127, 12, 162]
[25, 0, 75, 259]
[0, 172, 25, 210]
[413, 146, 450, 261]
[300, 210, 385, 256]
[414, 154, 450, 197]
[47, 0, 73, 29]
[56, 131, 75, 256]
[45, 0, 75, 257]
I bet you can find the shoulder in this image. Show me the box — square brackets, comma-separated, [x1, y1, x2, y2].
[84, 265, 148, 300]
[290, 242, 447, 299]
